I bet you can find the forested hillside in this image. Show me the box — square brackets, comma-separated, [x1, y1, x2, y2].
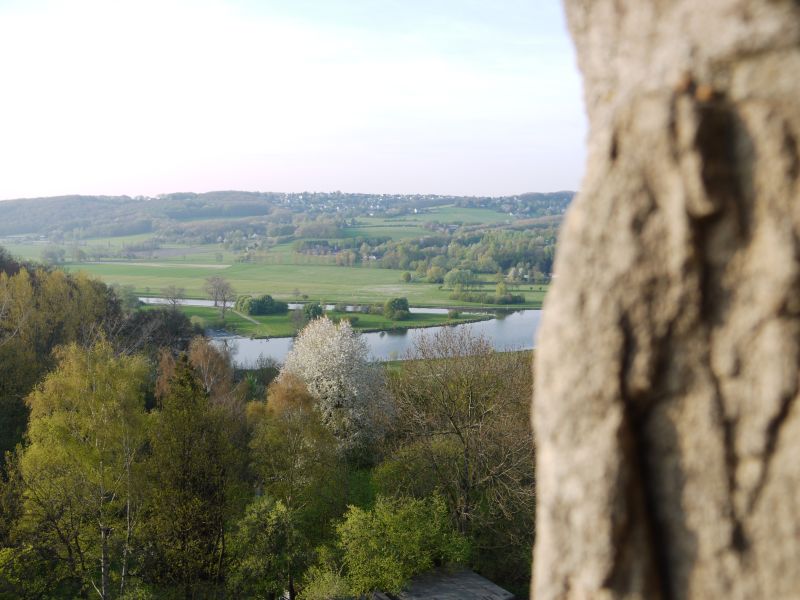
[0, 190, 572, 239]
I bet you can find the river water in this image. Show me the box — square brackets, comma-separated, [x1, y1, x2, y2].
[140, 298, 541, 367]
[214, 310, 541, 367]
[140, 297, 468, 315]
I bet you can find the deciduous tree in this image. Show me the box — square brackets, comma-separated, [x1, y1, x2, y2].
[384, 329, 534, 589]
[15, 339, 149, 599]
[203, 275, 235, 318]
[336, 495, 469, 596]
[142, 354, 236, 596]
[279, 318, 391, 462]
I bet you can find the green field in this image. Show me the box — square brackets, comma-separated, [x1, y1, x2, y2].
[67, 261, 546, 308]
[0, 242, 46, 261]
[174, 306, 491, 338]
[4, 202, 550, 311]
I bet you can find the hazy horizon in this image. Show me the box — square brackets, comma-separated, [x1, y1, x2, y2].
[0, 0, 586, 201]
[1, 187, 578, 203]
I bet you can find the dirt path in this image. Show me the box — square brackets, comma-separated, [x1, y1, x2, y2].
[232, 310, 259, 325]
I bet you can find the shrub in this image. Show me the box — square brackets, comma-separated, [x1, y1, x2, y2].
[448, 291, 526, 305]
[248, 294, 289, 315]
[235, 294, 252, 313]
[384, 297, 410, 320]
[303, 302, 324, 320]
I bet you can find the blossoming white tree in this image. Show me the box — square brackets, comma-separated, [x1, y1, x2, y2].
[279, 317, 391, 461]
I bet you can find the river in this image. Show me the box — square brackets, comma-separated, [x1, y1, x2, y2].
[140, 298, 541, 367]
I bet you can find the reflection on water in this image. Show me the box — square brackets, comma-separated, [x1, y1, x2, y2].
[214, 310, 542, 368]
[139, 298, 540, 367]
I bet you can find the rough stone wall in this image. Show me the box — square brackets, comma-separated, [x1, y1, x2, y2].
[533, 1, 800, 598]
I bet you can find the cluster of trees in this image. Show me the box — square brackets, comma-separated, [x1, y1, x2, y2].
[0, 248, 203, 464]
[383, 297, 410, 320]
[287, 228, 557, 284]
[204, 276, 236, 318]
[358, 228, 558, 280]
[235, 294, 289, 316]
[1, 267, 535, 598]
[441, 270, 526, 305]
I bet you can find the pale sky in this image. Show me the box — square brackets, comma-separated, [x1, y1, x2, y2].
[0, 0, 586, 200]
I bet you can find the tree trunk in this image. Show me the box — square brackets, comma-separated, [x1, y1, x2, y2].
[100, 525, 109, 600]
[533, 2, 800, 599]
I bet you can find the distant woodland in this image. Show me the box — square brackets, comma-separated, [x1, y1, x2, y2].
[0, 191, 571, 284]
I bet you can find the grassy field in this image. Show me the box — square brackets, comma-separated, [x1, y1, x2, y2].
[0, 242, 46, 261]
[68, 261, 547, 307]
[5, 203, 549, 310]
[174, 306, 491, 338]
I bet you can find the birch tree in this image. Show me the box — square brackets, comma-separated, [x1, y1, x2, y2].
[17, 339, 148, 599]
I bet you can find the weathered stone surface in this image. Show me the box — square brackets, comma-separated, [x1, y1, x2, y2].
[533, 1, 800, 598]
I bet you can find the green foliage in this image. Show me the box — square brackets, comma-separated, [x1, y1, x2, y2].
[300, 564, 350, 600]
[247, 294, 289, 316]
[386, 333, 535, 593]
[141, 355, 235, 594]
[0, 543, 81, 599]
[0, 244, 539, 597]
[40, 246, 66, 264]
[345, 469, 376, 510]
[246, 375, 347, 593]
[449, 289, 526, 305]
[383, 297, 410, 320]
[426, 266, 446, 283]
[444, 268, 474, 289]
[250, 376, 346, 530]
[303, 302, 324, 320]
[373, 438, 459, 500]
[227, 497, 295, 599]
[15, 339, 149, 597]
[0, 267, 122, 463]
[235, 294, 253, 313]
[337, 495, 469, 596]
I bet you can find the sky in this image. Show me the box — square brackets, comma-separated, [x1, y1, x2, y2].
[0, 0, 586, 200]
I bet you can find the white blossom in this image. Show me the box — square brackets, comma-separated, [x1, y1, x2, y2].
[279, 317, 391, 459]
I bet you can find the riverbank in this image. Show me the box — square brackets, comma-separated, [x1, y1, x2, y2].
[212, 309, 543, 366]
[161, 305, 492, 339]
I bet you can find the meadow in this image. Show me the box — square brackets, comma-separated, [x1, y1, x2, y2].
[3, 203, 551, 309]
[74, 260, 545, 307]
